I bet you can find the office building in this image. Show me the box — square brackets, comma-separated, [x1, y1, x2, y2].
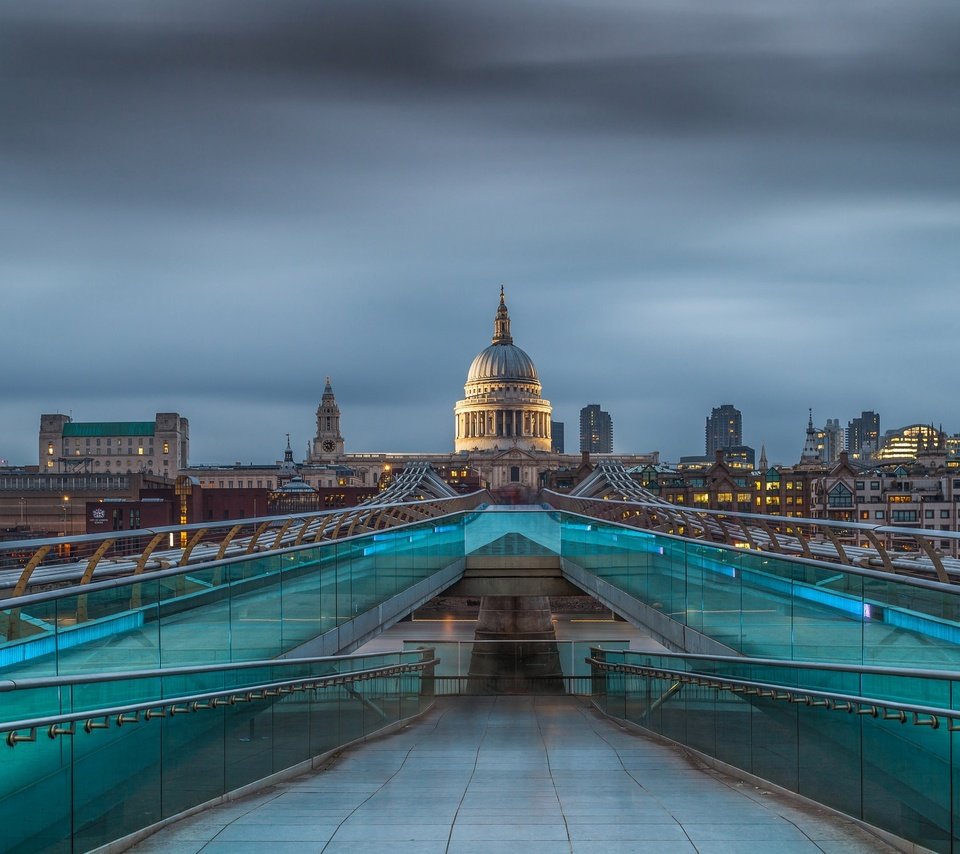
[705, 404, 742, 455]
[580, 405, 613, 454]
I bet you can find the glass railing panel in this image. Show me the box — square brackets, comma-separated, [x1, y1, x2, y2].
[0, 597, 60, 679]
[860, 574, 960, 669]
[157, 564, 232, 668]
[0, 732, 71, 854]
[71, 711, 163, 853]
[0, 653, 432, 852]
[796, 697, 862, 819]
[224, 695, 276, 792]
[593, 653, 959, 854]
[162, 707, 227, 818]
[52, 582, 163, 676]
[309, 683, 343, 757]
[270, 691, 311, 773]
[337, 684, 366, 745]
[278, 546, 330, 650]
[862, 716, 951, 853]
[464, 509, 559, 557]
[559, 508, 960, 668]
[334, 540, 354, 628]
[226, 554, 284, 662]
[687, 542, 743, 647]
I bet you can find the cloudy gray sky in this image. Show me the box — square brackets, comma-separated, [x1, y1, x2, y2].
[2, 0, 959, 467]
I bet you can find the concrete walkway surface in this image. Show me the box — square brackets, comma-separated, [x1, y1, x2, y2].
[129, 696, 897, 854]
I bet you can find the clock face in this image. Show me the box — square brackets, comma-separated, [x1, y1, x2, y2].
[321, 440, 336, 453]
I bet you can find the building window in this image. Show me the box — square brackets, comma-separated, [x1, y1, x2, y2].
[47, 444, 54, 456]
[693, 493, 709, 504]
[860, 511, 869, 520]
[138, 447, 144, 455]
[510, 466, 520, 482]
[876, 510, 885, 519]
[870, 481, 880, 490]
[828, 483, 853, 508]
[892, 510, 917, 522]
[163, 442, 170, 454]
[941, 510, 951, 519]
[926, 510, 935, 519]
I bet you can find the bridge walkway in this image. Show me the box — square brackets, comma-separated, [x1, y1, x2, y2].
[130, 696, 893, 854]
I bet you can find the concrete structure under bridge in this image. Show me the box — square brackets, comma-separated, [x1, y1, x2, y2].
[3, 491, 960, 853]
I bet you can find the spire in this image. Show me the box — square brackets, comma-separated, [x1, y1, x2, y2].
[759, 444, 768, 472]
[323, 376, 334, 400]
[800, 408, 821, 464]
[492, 286, 513, 345]
[284, 433, 294, 465]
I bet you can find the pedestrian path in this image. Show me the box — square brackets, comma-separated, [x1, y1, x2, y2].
[130, 696, 896, 854]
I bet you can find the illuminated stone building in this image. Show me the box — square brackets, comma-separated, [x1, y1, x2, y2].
[39, 412, 189, 477]
[454, 288, 553, 454]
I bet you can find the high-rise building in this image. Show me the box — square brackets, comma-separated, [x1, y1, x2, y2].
[551, 422, 564, 454]
[580, 405, 613, 453]
[822, 418, 845, 463]
[705, 404, 742, 455]
[847, 411, 880, 461]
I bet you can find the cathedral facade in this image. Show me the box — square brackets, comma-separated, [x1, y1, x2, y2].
[454, 289, 553, 453]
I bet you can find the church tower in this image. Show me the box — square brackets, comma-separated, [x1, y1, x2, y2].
[311, 377, 345, 460]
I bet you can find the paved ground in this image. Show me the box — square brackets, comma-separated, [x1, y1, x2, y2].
[129, 696, 895, 854]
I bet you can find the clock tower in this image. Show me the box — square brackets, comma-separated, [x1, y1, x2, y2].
[311, 376, 345, 460]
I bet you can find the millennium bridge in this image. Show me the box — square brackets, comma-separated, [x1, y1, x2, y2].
[3, 463, 960, 852]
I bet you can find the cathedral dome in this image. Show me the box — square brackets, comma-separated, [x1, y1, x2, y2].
[466, 343, 539, 385]
[454, 288, 552, 454]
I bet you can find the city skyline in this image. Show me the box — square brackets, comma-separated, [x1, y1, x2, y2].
[2, 2, 959, 468]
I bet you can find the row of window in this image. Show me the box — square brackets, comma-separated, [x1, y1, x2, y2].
[51, 440, 171, 454]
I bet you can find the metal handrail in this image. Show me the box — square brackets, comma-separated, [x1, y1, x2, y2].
[2, 657, 439, 746]
[587, 657, 960, 731]
[549, 504, 960, 594]
[543, 488, 960, 583]
[0, 650, 433, 692]
[544, 489, 960, 543]
[587, 647, 960, 681]
[0, 503, 476, 609]
[0, 489, 491, 597]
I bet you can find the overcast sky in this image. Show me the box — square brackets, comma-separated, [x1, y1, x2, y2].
[2, 0, 959, 468]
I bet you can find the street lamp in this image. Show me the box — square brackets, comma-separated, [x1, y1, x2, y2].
[61, 495, 70, 536]
[18, 497, 25, 528]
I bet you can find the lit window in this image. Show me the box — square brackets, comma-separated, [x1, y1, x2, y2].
[693, 493, 709, 504]
[47, 444, 54, 456]
[138, 447, 144, 455]
[163, 442, 170, 454]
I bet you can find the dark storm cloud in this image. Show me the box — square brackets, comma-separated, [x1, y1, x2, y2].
[2, 0, 960, 466]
